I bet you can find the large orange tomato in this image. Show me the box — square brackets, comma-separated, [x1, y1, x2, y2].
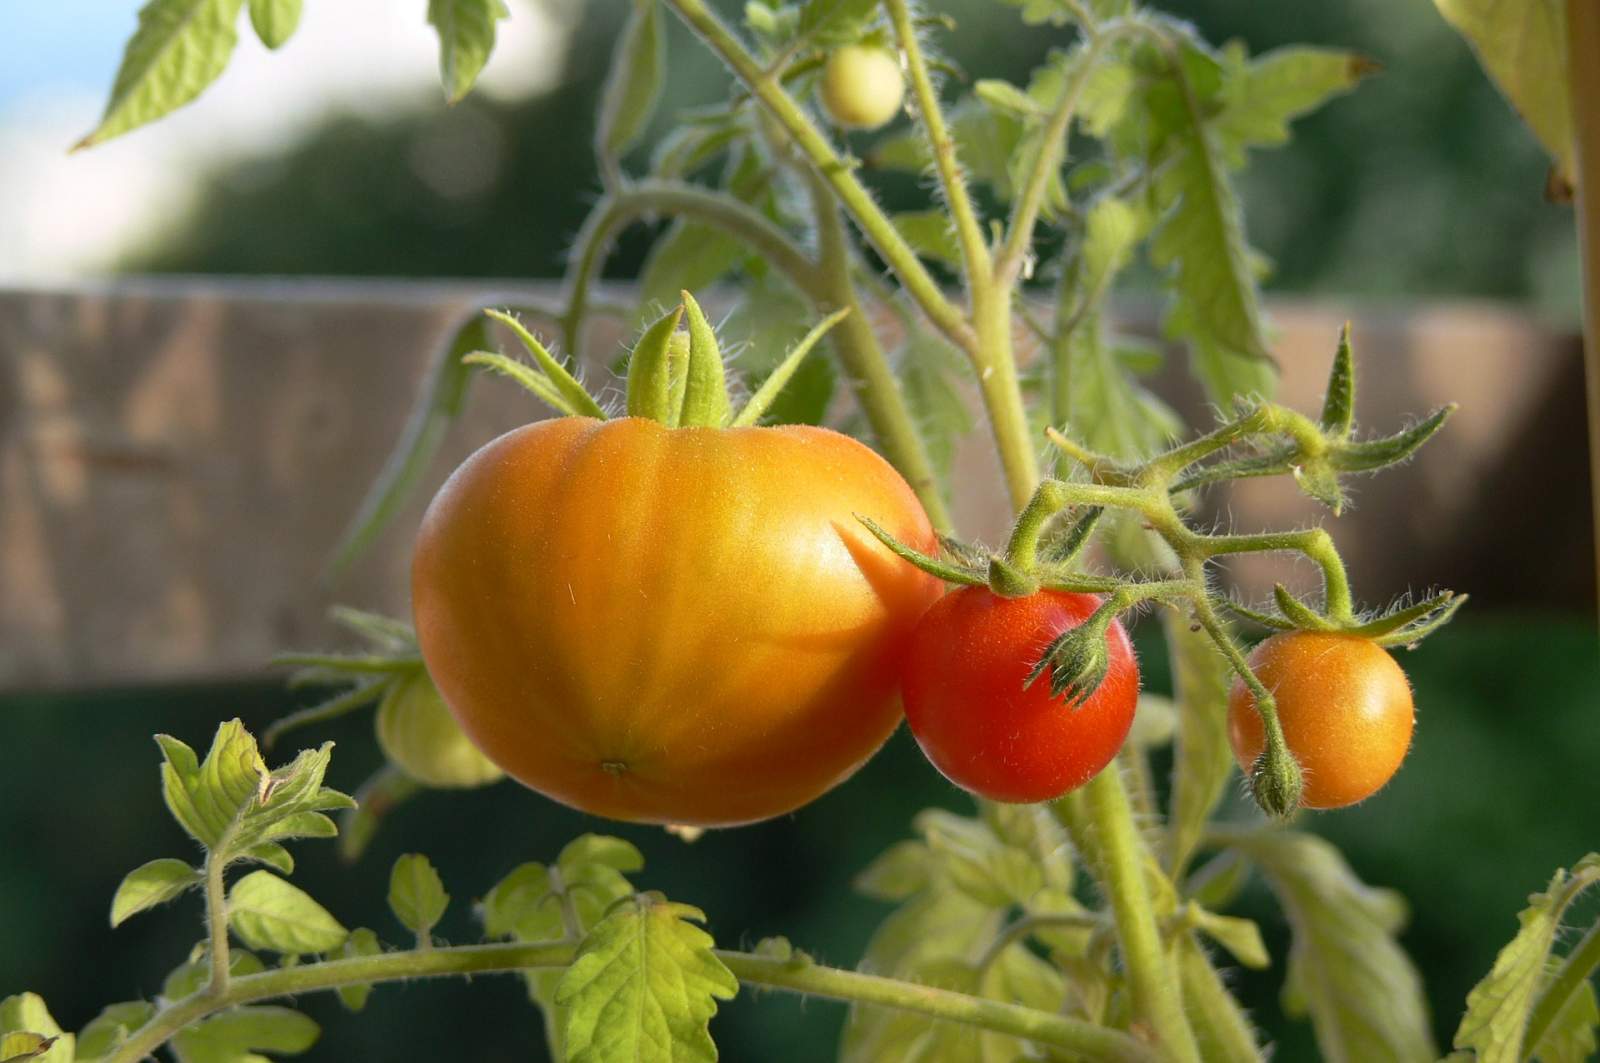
[411, 416, 942, 827]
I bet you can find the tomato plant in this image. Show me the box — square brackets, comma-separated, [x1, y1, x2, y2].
[1226, 632, 1414, 809]
[901, 588, 1138, 803]
[413, 415, 941, 826]
[818, 44, 905, 130]
[10, 1, 1596, 1063]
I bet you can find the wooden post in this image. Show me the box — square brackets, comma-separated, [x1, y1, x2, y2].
[1568, 0, 1600, 617]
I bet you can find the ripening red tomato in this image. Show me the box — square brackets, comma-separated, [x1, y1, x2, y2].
[900, 588, 1139, 803]
[411, 416, 942, 827]
[1228, 631, 1414, 809]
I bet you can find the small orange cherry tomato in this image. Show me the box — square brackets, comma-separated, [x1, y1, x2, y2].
[1228, 631, 1414, 809]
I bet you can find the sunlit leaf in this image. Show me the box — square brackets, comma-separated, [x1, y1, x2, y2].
[228, 871, 349, 955]
[427, 0, 509, 104]
[555, 894, 738, 1063]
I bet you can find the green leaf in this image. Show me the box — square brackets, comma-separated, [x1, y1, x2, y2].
[917, 809, 1044, 909]
[163, 953, 267, 1001]
[637, 222, 745, 324]
[1433, 0, 1572, 182]
[891, 210, 963, 270]
[1532, 978, 1599, 1063]
[1148, 100, 1273, 404]
[854, 841, 933, 902]
[325, 314, 483, 580]
[157, 720, 269, 849]
[556, 834, 646, 876]
[1188, 906, 1270, 970]
[77, 1001, 158, 1060]
[426, 0, 508, 104]
[111, 858, 201, 927]
[1227, 829, 1435, 1062]
[388, 854, 449, 939]
[1164, 615, 1240, 878]
[1178, 936, 1264, 1063]
[172, 1006, 319, 1063]
[228, 871, 349, 954]
[334, 928, 382, 1013]
[555, 894, 738, 1063]
[0, 1033, 57, 1063]
[898, 332, 974, 483]
[1319, 323, 1357, 439]
[1057, 312, 1181, 460]
[1214, 47, 1373, 160]
[729, 308, 850, 428]
[596, 0, 665, 172]
[798, 0, 881, 44]
[0, 996, 71, 1063]
[155, 721, 351, 869]
[481, 862, 559, 940]
[1454, 854, 1600, 1063]
[721, 279, 838, 428]
[76, 0, 245, 149]
[974, 78, 1044, 119]
[247, 0, 300, 49]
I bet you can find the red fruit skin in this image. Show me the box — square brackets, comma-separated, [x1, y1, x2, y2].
[901, 587, 1140, 803]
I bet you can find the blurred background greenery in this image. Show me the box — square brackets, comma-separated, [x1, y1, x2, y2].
[1, 0, 1596, 1059]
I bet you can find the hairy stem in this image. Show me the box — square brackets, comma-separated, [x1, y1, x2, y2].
[203, 849, 230, 996]
[1077, 768, 1203, 1063]
[561, 179, 820, 354]
[103, 939, 1157, 1063]
[885, 0, 992, 289]
[1523, 916, 1600, 1057]
[665, 0, 973, 349]
[804, 169, 953, 530]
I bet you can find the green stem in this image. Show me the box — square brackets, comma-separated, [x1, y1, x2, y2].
[1523, 917, 1600, 1058]
[665, 0, 974, 350]
[804, 169, 954, 531]
[1567, 0, 1600, 620]
[973, 289, 1041, 508]
[203, 850, 230, 996]
[104, 939, 1157, 1063]
[1195, 526, 1353, 622]
[1177, 938, 1264, 1063]
[560, 179, 820, 355]
[1077, 768, 1203, 1063]
[885, 0, 993, 289]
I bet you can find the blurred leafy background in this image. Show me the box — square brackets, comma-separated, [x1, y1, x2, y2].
[0, 0, 1595, 1059]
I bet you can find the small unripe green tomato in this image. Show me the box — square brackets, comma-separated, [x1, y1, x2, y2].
[820, 45, 905, 131]
[377, 670, 504, 789]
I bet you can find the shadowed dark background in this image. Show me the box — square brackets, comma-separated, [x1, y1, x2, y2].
[2, 0, 1597, 1059]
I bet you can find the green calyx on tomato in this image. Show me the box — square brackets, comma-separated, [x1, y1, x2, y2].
[265, 608, 502, 791]
[902, 588, 1139, 804]
[466, 290, 848, 431]
[406, 293, 946, 827]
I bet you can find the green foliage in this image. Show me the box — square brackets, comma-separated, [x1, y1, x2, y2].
[77, 1002, 158, 1061]
[111, 859, 202, 928]
[426, 0, 510, 104]
[1453, 854, 1600, 1063]
[554, 894, 738, 1063]
[388, 855, 450, 941]
[1432, 0, 1572, 182]
[156, 720, 353, 869]
[333, 930, 383, 1013]
[325, 315, 483, 580]
[1224, 829, 1436, 1061]
[597, 1, 667, 178]
[0, 996, 71, 1063]
[170, 1006, 319, 1063]
[76, 0, 244, 149]
[228, 871, 349, 955]
[246, 0, 301, 50]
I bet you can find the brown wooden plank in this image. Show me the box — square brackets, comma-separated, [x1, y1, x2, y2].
[0, 280, 1587, 690]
